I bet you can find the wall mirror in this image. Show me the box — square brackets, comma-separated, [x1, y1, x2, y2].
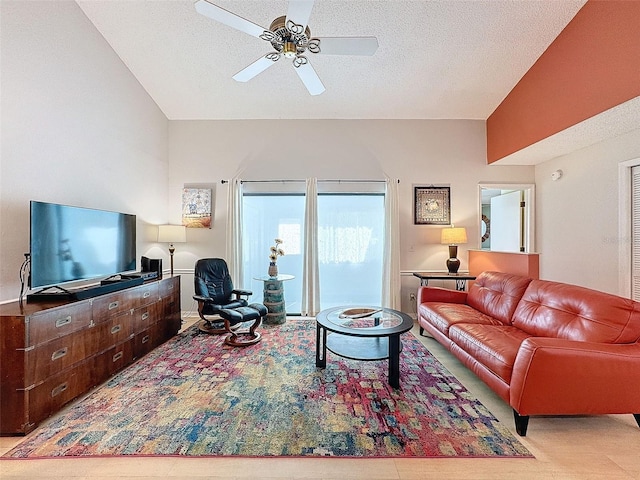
[478, 183, 535, 253]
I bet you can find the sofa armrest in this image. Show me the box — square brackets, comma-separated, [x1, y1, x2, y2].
[510, 337, 640, 415]
[417, 286, 468, 305]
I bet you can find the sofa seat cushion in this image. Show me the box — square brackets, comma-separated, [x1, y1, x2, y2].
[449, 324, 533, 384]
[418, 302, 503, 337]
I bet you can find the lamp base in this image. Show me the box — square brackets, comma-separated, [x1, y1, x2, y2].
[446, 258, 461, 274]
[169, 245, 175, 276]
[446, 245, 460, 274]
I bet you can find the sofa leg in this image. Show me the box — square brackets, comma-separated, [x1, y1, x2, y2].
[634, 414, 640, 428]
[513, 410, 529, 436]
[419, 326, 425, 336]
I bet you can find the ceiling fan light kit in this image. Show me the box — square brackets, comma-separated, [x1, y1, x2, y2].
[194, 0, 378, 95]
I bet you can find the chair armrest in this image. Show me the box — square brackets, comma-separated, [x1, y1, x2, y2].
[232, 289, 252, 297]
[193, 295, 212, 303]
[417, 286, 468, 305]
[511, 337, 640, 415]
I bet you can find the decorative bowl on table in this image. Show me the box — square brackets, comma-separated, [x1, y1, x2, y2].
[338, 308, 382, 319]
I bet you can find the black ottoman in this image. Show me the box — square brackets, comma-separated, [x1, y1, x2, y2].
[218, 303, 267, 346]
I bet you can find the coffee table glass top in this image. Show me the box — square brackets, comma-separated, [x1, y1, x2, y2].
[318, 306, 410, 334]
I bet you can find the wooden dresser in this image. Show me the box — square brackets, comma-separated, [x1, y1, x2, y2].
[0, 275, 181, 435]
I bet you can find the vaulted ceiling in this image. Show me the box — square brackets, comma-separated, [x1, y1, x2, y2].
[76, 0, 586, 120]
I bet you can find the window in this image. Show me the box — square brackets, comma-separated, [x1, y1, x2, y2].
[317, 194, 384, 308]
[242, 194, 305, 313]
[242, 187, 384, 313]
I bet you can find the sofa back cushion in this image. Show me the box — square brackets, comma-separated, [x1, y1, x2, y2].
[512, 279, 640, 343]
[467, 271, 533, 325]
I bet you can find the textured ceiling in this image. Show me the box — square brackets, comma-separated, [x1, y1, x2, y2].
[76, 0, 586, 120]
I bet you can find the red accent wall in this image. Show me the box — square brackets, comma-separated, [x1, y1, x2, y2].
[486, 0, 640, 164]
[468, 250, 539, 279]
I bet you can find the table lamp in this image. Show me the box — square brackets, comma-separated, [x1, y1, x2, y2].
[157, 225, 186, 276]
[441, 226, 467, 274]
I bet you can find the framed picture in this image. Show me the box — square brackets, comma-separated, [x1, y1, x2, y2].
[182, 186, 213, 228]
[414, 186, 451, 225]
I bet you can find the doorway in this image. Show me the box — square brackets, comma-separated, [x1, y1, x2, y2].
[478, 184, 535, 252]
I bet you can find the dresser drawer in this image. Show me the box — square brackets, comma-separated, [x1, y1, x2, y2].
[27, 365, 89, 427]
[25, 330, 90, 385]
[133, 327, 155, 359]
[91, 314, 133, 354]
[131, 303, 158, 332]
[132, 283, 159, 309]
[159, 276, 179, 297]
[90, 340, 134, 386]
[91, 290, 135, 320]
[27, 301, 92, 347]
[160, 315, 182, 341]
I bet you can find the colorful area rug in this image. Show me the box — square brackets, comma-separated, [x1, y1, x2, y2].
[5, 319, 531, 459]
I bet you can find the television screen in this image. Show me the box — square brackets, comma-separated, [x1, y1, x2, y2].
[30, 201, 136, 289]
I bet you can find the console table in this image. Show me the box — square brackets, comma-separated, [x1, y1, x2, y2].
[0, 276, 181, 435]
[253, 274, 294, 325]
[412, 272, 476, 291]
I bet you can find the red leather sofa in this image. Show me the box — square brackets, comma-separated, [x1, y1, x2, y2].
[417, 270, 640, 436]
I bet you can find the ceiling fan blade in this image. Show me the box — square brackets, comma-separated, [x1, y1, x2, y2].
[315, 37, 379, 56]
[294, 62, 325, 96]
[286, 0, 315, 30]
[232, 55, 277, 82]
[195, 0, 266, 38]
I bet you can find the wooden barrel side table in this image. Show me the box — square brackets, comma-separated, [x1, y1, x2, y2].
[253, 274, 294, 325]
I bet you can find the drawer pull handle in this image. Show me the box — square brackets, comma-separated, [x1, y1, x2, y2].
[113, 351, 123, 362]
[55, 316, 72, 328]
[143, 291, 151, 298]
[108, 301, 119, 310]
[111, 325, 122, 335]
[51, 382, 68, 397]
[142, 335, 150, 344]
[141, 312, 149, 321]
[51, 347, 68, 361]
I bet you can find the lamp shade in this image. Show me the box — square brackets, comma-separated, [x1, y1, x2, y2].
[157, 224, 186, 244]
[441, 227, 467, 245]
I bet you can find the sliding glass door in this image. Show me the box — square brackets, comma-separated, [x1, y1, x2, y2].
[317, 194, 384, 308]
[242, 189, 384, 313]
[242, 194, 305, 313]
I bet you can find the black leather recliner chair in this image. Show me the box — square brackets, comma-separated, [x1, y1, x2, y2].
[193, 258, 266, 346]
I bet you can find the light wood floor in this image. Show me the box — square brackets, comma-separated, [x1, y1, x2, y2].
[2, 318, 639, 480]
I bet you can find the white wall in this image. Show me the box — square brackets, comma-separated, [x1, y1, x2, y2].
[0, 1, 169, 302]
[535, 127, 640, 294]
[168, 120, 534, 313]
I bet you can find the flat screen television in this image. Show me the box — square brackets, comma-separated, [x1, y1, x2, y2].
[29, 201, 136, 289]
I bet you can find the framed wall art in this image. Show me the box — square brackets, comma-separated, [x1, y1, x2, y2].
[182, 185, 214, 228]
[414, 185, 451, 225]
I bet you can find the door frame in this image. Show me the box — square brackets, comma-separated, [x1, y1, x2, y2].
[617, 158, 640, 298]
[477, 183, 536, 252]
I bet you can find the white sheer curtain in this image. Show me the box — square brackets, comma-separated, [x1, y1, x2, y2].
[225, 178, 244, 287]
[382, 178, 401, 309]
[301, 178, 320, 315]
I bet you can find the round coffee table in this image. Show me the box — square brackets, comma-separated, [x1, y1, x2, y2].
[315, 306, 414, 388]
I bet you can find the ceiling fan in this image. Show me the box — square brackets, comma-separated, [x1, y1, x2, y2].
[194, 0, 379, 95]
